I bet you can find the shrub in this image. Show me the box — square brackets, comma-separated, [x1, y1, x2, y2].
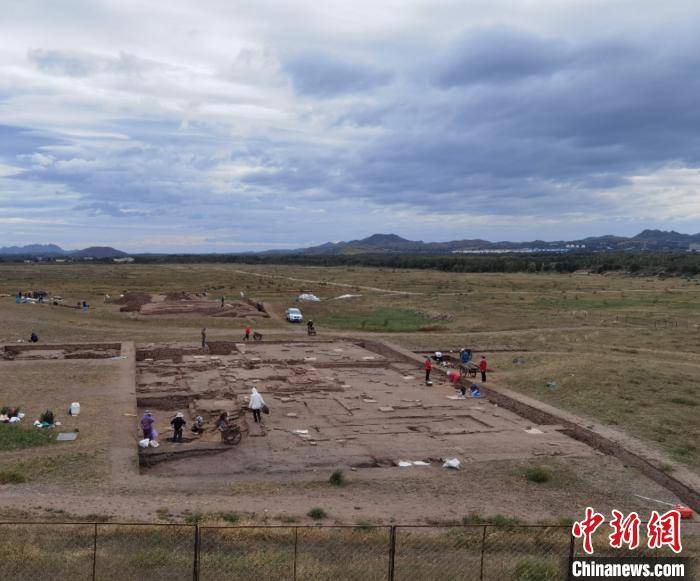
[526, 466, 551, 483]
[307, 507, 327, 520]
[329, 470, 344, 486]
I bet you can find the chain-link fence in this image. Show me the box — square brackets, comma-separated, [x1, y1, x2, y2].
[0, 522, 696, 579]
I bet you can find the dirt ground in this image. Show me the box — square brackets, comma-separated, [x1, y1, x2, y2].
[0, 338, 688, 526]
[0, 264, 697, 526]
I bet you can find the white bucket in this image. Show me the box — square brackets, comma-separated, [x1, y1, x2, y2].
[69, 402, 81, 416]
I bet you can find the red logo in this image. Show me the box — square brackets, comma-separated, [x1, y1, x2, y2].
[572, 508, 683, 554]
[572, 507, 605, 555]
[647, 510, 682, 553]
[609, 510, 641, 550]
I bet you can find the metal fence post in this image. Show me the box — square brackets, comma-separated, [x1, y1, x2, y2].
[479, 525, 487, 581]
[387, 525, 396, 581]
[293, 527, 298, 581]
[192, 525, 200, 581]
[92, 523, 97, 581]
[566, 530, 575, 581]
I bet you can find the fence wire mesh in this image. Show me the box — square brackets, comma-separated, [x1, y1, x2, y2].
[0, 523, 94, 580]
[394, 526, 483, 580]
[199, 526, 295, 580]
[295, 526, 390, 580]
[94, 524, 194, 580]
[481, 525, 569, 581]
[0, 521, 697, 580]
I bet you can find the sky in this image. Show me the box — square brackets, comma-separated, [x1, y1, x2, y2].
[1, 0, 700, 252]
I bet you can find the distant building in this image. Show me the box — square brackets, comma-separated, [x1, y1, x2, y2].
[113, 257, 135, 263]
[689, 243, 700, 253]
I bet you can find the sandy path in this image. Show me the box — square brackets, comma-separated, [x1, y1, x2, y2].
[230, 269, 422, 295]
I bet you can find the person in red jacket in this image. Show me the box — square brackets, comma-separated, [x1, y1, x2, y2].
[479, 355, 488, 382]
[424, 357, 432, 384]
[244, 325, 251, 341]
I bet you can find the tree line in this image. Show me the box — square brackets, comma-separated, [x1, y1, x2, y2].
[131, 251, 700, 275]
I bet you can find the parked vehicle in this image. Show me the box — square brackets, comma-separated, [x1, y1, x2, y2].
[285, 307, 303, 322]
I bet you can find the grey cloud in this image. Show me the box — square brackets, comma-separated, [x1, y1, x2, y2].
[436, 27, 570, 87]
[27, 49, 157, 77]
[283, 53, 392, 97]
[3, 3, 700, 250]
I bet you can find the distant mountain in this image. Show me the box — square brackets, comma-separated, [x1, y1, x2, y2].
[0, 244, 128, 258]
[71, 246, 128, 259]
[0, 243, 64, 255]
[277, 230, 700, 255]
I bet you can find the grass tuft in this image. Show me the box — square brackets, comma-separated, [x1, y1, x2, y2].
[307, 507, 327, 520]
[220, 512, 240, 525]
[462, 513, 523, 526]
[0, 469, 27, 484]
[525, 466, 551, 483]
[669, 397, 698, 407]
[328, 470, 344, 486]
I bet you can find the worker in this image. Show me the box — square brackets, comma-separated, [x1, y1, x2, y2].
[140, 411, 156, 441]
[30, 332, 38, 343]
[460, 383, 481, 398]
[433, 351, 444, 363]
[220, 296, 225, 309]
[170, 412, 186, 443]
[216, 412, 229, 432]
[479, 355, 488, 382]
[201, 327, 207, 350]
[191, 416, 204, 434]
[307, 320, 316, 335]
[424, 357, 432, 384]
[244, 325, 251, 341]
[249, 387, 266, 423]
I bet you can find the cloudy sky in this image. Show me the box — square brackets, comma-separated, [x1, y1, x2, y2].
[1, 0, 699, 252]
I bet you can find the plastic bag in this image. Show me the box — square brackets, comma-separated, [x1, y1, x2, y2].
[442, 458, 461, 470]
[138, 439, 150, 448]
